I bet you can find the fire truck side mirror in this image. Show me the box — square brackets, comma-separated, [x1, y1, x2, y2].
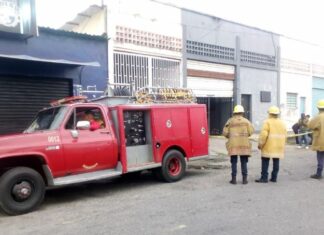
[70, 130, 79, 139]
[76, 121, 90, 130]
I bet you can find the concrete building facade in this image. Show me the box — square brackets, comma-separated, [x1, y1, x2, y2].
[63, 1, 183, 94]
[63, 1, 324, 133]
[182, 10, 279, 132]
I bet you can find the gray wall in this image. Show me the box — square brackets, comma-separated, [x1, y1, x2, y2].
[182, 9, 280, 131]
[182, 10, 279, 60]
[240, 67, 278, 130]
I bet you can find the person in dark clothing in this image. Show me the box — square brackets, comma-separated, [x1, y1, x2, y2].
[292, 122, 300, 145]
[298, 113, 310, 149]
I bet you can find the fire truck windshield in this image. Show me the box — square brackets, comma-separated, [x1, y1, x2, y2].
[24, 107, 68, 133]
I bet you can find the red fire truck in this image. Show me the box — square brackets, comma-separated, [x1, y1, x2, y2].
[0, 97, 208, 215]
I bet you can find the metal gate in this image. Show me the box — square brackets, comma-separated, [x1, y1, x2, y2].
[114, 53, 149, 90]
[0, 76, 72, 134]
[114, 52, 180, 90]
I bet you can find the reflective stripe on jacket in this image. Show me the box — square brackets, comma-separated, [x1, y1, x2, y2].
[223, 115, 254, 156]
[258, 117, 287, 159]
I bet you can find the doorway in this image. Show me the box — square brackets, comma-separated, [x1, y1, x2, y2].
[241, 94, 251, 121]
[197, 97, 232, 135]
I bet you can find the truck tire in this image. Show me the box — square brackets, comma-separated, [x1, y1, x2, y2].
[0, 167, 45, 215]
[159, 150, 186, 182]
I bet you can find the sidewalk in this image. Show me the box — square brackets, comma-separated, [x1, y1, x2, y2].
[189, 136, 259, 170]
[209, 135, 259, 156]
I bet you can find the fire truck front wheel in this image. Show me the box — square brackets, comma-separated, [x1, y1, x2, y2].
[159, 150, 186, 182]
[0, 167, 45, 215]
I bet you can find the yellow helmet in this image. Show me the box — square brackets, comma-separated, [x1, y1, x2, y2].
[268, 106, 280, 115]
[317, 99, 324, 109]
[233, 105, 244, 113]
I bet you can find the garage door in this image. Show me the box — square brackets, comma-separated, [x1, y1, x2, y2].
[0, 76, 72, 135]
[187, 60, 234, 97]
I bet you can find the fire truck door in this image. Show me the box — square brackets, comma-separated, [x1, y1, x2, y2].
[61, 107, 116, 174]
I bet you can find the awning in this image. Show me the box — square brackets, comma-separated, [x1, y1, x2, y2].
[0, 53, 100, 67]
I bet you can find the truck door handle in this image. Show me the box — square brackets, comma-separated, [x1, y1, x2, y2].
[100, 130, 110, 134]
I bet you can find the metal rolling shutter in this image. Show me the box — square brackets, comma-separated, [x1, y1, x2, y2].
[187, 60, 234, 98]
[0, 77, 72, 135]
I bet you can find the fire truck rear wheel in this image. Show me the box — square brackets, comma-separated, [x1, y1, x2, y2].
[160, 150, 186, 182]
[0, 167, 45, 215]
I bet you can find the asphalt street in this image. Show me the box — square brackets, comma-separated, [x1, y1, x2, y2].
[1, 139, 324, 235]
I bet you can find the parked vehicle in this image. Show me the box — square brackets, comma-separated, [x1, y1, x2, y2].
[0, 97, 208, 215]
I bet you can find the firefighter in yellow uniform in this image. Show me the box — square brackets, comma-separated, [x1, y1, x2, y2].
[256, 106, 287, 183]
[308, 99, 324, 179]
[223, 105, 254, 185]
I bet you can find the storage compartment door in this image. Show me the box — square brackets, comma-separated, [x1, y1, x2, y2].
[189, 106, 209, 156]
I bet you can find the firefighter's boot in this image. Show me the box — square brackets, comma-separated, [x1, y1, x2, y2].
[310, 169, 323, 180]
[230, 176, 237, 184]
[242, 175, 248, 184]
[255, 178, 268, 183]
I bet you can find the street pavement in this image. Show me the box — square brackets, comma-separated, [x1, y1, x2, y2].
[1, 138, 324, 235]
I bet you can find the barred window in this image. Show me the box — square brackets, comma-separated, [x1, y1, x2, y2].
[114, 53, 149, 90]
[286, 93, 297, 109]
[114, 53, 180, 90]
[152, 58, 180, 87]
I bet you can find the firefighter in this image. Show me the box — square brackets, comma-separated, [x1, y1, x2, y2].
[223, 105, 254, 185]
[308, 99, 324, 179]
[255, 106, 287, 183]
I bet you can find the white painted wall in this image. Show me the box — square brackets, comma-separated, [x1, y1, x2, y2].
[68, 8, 106, 35]
[279, 36, 314, 128]
[109, 0, 182, 37]
[280, 37, 314, 64]
[280, 72, 312, 129]
[107, 0, 182, 57]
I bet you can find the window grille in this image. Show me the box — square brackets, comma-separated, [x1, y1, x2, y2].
[286, 93, 297, 109]
[241, 50, 276, 67]
[186, 40, 235, 61]
[115, 26, 182, 52]
[152, 58, 180, 87]
[281, 59, 311, 74]
[114, 53, 180, 90]
[114, 53, 149, 90]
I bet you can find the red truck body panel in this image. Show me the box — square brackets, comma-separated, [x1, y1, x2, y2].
[110, 103, 208, 172]
[0, 131, 66, 176]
